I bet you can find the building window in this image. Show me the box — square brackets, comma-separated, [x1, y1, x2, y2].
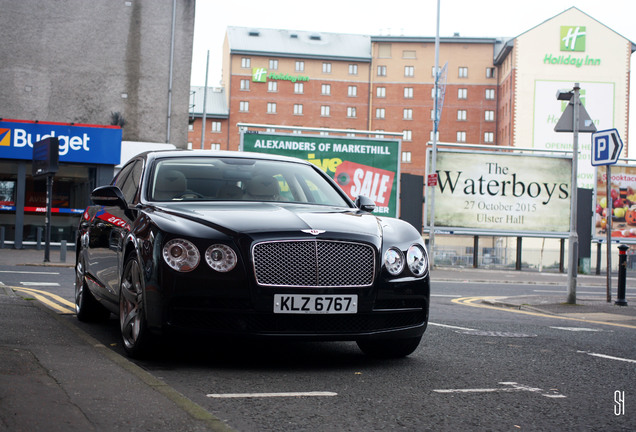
[267, 102, 277, 114]
[239, 101, 249, 112]
[484, 110, 494, 121]
[458, 67, 468, 78]
[347, 107, 357, 118]
[404, 66, 414, 77]
[403, 50, 416, 59]
[402, 151, 412, 163]
[187, 142, 193, 149]
[320, 131, 329, 136]
[431, 109, 438, 121]
[377, 65, 387, 76]
[375, 130, 385, 138]
[458, 88, 467, 99]
[348, 85, 358, 97]
[457, 131, 467, 142]
[210, 143, 221, 151]
[376, 108, 385, 119]
[188, 124, 194, 132]
[346, 130, 356, 137]
[321, 84, 331, 95]
[349, 64, 358, 75]
[322, 62, 332, 73]
[296, 61, 305, 72]
[403, 130, 412, 141]
[457, 109, 467, 121]
[486, 67, 495, 78]
[292, 129, 302, 134]
[241, 57, 251, 68]
[430, 130, 439, 141]
[431, 87, 441, 99]
[378, 43, 391, 58]
[485, 88, 495, 100]
[211, 121, 221, 133]
[432, 66, 441, 78]
[267, 81, 278, 92]
[376, 87, 386, 98]
[404, 87, 414, 99]
[484, 132, 494, 143]
[269, 59, 279, 70]
[403, 108, 413, 120]
[293, 104, 303, 115]
[240, 79, 250, 91]
[321, 105, 330, 116]
[294, 82, 304, 94]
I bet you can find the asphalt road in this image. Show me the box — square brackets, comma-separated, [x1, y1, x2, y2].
[1, 263, 634, 431]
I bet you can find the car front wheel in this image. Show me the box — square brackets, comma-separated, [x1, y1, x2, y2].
[356, 336, 422, 358]
[119, 255, 154, 358]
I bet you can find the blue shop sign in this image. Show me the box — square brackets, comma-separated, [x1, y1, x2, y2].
[0, 119, 122, 165]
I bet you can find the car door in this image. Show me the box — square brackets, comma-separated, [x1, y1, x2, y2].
[87, 160, 143, 304]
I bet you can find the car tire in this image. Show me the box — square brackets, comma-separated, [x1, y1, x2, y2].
[356, 336, 422, 358]
[119, 254, 155, 358]
[75, 255, 110, 322]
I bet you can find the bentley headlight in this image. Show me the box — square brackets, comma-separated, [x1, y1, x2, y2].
[407, 244, 428, 276]
[163, 238, 200, 272]
[384, 247, 405, 275]
[205, 244, 237, 272]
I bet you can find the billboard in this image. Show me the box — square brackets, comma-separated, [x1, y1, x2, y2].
[428, 150, 572, 236]
[0, 119, 122, 165]
[241, 132, 401, 217]
[594, 164, 636, 243]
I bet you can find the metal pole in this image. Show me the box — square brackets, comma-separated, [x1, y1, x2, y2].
[44, 175, 53, 263]
[201, 50, 209, 150]
[566, 83, 580, 305]
[166, 0, 177, 143]
[429, 0, 441, 267]
[606, 165, 612, 302]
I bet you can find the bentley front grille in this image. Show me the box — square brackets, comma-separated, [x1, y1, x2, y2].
[252, 240, 375, 287]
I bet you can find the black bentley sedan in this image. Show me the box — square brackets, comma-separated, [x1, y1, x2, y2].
[75, 150, 430, 358]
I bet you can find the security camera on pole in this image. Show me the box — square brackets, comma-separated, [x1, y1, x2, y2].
[554, 83, 597, 304]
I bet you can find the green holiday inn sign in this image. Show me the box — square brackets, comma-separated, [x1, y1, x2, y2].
[252, 67, 310, 83]
[543, 26, 601, 68]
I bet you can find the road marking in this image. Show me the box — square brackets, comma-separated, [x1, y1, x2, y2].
[429, 322, 477, 332]
[434, 382, 566, 399]
[431, 294, 463, 298]
[0, 270, 60, 275]
[550, 327, 602, 332]
[20, 282, 61, 287]
[206, 391, 337, 399]
[10, 286, 75, 314]
[577, 351, 636, 364]
[533, 289, 604, 295]
[452, 297, 636, 329]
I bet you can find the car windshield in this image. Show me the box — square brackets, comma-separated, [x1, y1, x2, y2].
[149, 156, 351, 206]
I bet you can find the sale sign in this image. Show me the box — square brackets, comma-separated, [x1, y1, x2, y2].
[241, 132, 400, 217]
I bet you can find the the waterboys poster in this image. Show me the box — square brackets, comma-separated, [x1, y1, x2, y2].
[429, 150, 572, 235]
[241, 131, 400, 217]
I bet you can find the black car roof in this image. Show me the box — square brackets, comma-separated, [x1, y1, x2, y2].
[137, 149, 312, 166]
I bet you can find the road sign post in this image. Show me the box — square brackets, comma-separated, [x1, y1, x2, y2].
[554, 83, 597, 305]
[592, 128, 624, 303]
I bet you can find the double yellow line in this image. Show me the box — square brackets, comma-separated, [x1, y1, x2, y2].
[453, 296, 636, 329]
[10, 286, 75, 314]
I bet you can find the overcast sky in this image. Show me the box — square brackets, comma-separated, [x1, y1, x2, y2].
[190, 0, 636, 151]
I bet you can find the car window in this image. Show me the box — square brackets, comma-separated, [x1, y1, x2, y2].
[149, 157, 350, 207]
[117, 160, 142, 204]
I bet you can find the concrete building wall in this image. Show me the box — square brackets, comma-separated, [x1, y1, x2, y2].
[0, 0, 195, 146]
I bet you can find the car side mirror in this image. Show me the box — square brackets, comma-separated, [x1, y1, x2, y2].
[91, 185, 127, 209]
[355, 195, 376, 213]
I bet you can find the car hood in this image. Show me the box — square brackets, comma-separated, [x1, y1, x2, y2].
[152, 202, 382, 239]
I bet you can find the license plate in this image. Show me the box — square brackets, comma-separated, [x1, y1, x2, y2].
[274, 294, 358, 314]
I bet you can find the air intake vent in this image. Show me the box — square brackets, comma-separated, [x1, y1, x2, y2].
[248, 30, 260, 37]
[310, 34, 322, 41]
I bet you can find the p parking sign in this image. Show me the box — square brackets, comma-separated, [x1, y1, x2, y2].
[591, 129, 623, 166]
